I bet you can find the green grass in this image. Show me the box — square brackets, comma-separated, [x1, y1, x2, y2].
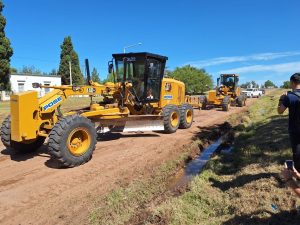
[0, 101, 10, 123]
[89, 140, 203, 225]
[148, 89, 300, 225]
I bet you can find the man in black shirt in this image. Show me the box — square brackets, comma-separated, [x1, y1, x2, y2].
[278, 73, 300, 171]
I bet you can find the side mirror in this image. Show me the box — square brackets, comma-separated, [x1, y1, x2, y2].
[217, 78, 220, 86]
[108, 63, 113, 74]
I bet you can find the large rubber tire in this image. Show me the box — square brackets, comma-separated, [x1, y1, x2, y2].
[163, 105, 180, 134]
[199, 95, 207, 110]
[1, 116, 11, 148]
[48, 114, 97, 167]
[0, 116, 45, 153]
[179, 103, 194, 129]
[236, 96, 243, 107]
[221, 96, 231, 111]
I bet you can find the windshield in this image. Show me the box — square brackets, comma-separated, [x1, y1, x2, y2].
[246, 89, 253, 91]
[115, 57, 145, 82]
[221, 76, 235, 86]
[115, 57, 146, 100]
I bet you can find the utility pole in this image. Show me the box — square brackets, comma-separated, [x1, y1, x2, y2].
[69, 61, 72, 85]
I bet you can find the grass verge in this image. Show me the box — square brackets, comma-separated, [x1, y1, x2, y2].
[89, 123, 229, 225]
[147, 89, 300, 225]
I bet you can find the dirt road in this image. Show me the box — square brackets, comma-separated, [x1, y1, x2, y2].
[0, 99, 255, 225]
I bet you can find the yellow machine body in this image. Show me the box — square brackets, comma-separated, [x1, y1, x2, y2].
[206, 74, 242, 106]
[160, 78, 185, 108]
[10, 91, 40, 141]
[8, 52, 197, 144]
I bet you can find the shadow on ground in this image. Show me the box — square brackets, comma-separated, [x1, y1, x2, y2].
[223, 210, 300, 225]
[0, 144, 50, 162]
[209, 172, 281, 191]
[97, 132, 160, 142]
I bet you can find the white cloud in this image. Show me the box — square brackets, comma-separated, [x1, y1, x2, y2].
[218, 61, 300, 74]
[185, 51, 300, 68]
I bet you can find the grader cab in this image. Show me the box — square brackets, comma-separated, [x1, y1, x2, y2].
[202, 74, 246, 111]
[0, 52, 194, 167]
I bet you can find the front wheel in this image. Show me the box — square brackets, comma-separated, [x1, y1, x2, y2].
[163, 105, 180, 133]
[221, 96, 231, 111]
[48, 114, 97, 167]
[0, 116, 45, 153]
[179, 103, 194, 129]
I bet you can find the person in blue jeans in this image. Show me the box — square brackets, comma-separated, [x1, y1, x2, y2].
[278, 73, 300, 172]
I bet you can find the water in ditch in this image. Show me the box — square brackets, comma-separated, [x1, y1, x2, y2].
[172, 136, 232, 190]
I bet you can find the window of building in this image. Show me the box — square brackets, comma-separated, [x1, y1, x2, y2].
[44, 83, 50, 94]
[18, 83, 25, 92]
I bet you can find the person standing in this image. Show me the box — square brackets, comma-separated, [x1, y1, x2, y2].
[278, 73, 300, 172]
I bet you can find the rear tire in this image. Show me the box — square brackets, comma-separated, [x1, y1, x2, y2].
[221, 96, 231, 111]
[179, 103, 193, 129]
[236, 96, 243, 107]
[199, 95, 207, 110]
[163, 105, 180, 133]
[48, 114, 97, 167]
[1, 116, 11, 148]
[0, 116, 45, 153]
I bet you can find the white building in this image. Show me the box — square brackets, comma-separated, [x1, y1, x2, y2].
[10, 73, 61, 96]
[1, 74, 61, 101]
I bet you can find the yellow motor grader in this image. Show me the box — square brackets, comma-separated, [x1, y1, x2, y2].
[0, 52, 195, 167]
[201, 74, 246, 111]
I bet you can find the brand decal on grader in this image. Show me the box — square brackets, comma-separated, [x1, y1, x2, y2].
[43, 96, 62, 111]
[164, 95, 173, 100]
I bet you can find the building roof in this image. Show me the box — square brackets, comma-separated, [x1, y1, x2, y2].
[10, 73, 61, 78]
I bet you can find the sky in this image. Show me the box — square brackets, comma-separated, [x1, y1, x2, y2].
[3, 0, 300, 86]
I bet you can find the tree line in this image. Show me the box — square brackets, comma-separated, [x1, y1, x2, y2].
[240, 80, 278, 89]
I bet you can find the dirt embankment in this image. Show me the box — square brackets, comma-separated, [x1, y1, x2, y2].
[0, 99, 255, 225]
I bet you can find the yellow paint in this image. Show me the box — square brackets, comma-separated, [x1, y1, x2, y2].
[90, 103, 105, 111]
[9, 74, 193, 144]
[186, 109, 192, 124]
[170, 111, 179, 127]
[160, 78, 185, 108]
[10, 91, 39, 141]
[67, 127, 91, 156]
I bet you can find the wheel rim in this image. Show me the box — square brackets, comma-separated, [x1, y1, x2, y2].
[186, 109, 192, 124]
[170, 111, 179, 127]
[67, 127, 91, 156]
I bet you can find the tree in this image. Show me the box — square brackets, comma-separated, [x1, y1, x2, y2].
[20, 65, 42, 74]
[281, 81, 290, 89]
[58, 36, 83, 85]
[264, 80, 276, 88]
[10, 67, 17, 73]
[91, 68, 101, 83]
[169, 65, 213, 94]
[0, 0, 13, 90]
[240, 82, 251, 88]
[241, 81, 259, 88]
[102, 73, 115, 83]
[49, 69, 57, 75]
[251, 81, 259, 88]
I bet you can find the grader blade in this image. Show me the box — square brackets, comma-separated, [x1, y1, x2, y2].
[96, 115, 164, 133]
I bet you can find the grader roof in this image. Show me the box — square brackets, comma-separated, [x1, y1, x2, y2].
[112, 52, 168, 61]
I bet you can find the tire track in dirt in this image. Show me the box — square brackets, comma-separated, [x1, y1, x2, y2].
[0, 99, 255, 225]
